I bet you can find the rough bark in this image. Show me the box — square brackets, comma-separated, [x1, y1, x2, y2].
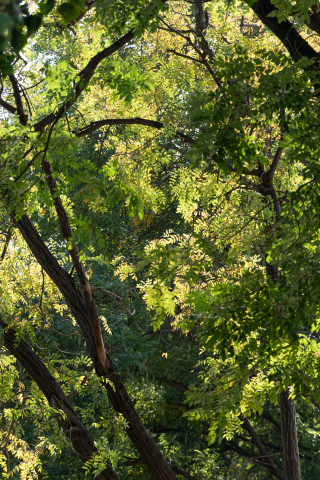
[11, 213, 178, 480]
[42, 158, 107, 371]
[307, 5, 320, 36]
[251, 0, 319, 64]
[194, 2, 208, 33]
[280, 390, 301, 480]
[8, 74, 28, 125]
[0, 318, 119, 480]
[194, 1, 209, 54]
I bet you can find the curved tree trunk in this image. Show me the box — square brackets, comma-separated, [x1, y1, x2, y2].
[13, 213, 178, 480]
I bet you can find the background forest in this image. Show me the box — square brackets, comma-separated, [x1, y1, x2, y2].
[1, 0, 320, 479]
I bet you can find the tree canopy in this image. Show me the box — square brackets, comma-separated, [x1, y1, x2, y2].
[1, 0, 320, 479]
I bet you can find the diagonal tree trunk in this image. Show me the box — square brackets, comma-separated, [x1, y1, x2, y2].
[280, 390, 301, 480]
[12, 213, 178, 480]
[251, 0, 319, 64]
[0, 317, 120, 480]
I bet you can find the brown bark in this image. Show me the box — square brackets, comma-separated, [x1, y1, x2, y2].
[40, 155, 176, 478]
[8, 74, 28, 125]
[75, 117, 163, 137]
[32, 0, 168, 133]
[280, 390, 301, 480]
[155, 376, 188, 393]
[251, 0, 319, 64]
[42, 159, 107, 371]
[0, 97, 16, 114]
[307, 5, 320, 36]
[242, 417, 283, 479]
[32, 30, 135, 132]
[1, 229, 12, 261]
[194, 1, 210, 55]
[74, 117, 195, 144]
[254, 106, 300, 479]
[0, 318, 119, 480]
[11, 213, 178, 480]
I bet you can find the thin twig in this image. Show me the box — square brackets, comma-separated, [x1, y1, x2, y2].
[91, 287, 135, 317]
[67, 364, 95, 399]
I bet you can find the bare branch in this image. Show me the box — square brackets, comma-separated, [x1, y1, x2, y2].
[0, 229, 12, 261]
[67, 364, 95, 399]
[155, 375, 188, 392]
[32, 0, 169, 133]
[14, 117, 59, 184]
[241, 416, 283, 479]
[1, 316, 120, 480]
[41, 158, 108, 371]
[167, 48, 203, 64]
[74, 117, 195, 144]
[267, 108, 286, 181]
[91, 286, 135, 317]
[43, 0, 96, 32]
[8, 74, 28, 125]
[219, 441, 283, 478]
[307, 5, 320, 36]
[0, 97, 16, 114]
[160, 14, 222, 87]
[75, 117, 163, 137]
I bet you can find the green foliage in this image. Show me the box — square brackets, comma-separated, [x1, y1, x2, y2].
[2, 0, 320, 478]
[0, 0, 86, 75]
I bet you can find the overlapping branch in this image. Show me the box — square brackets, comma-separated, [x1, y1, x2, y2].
[11, 213, 178, 480]
[32, 29, 135, 132]
[241, 416, 283, 479]
[0, 316, 120, 480]
[41, 158, 108, 371]
[33, 0, 168, 133]
[156, 374, 283, 478]
[251, 0, 319, 64]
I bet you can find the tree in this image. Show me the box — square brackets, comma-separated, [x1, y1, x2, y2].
[1, 0, 320, 479]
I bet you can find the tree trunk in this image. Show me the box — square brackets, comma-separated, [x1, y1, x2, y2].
[251, 0, 319, 63]
[1, 318, 119, 480]
[13, 213, 178, 480]
[280, 390, 301, 480]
